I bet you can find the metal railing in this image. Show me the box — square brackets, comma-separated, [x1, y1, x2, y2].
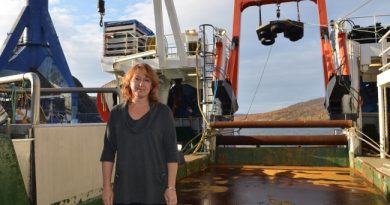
[0, 72, 120, 127]
[377, 29, 390, 158]
[379, 29, 390, 71]
[0, 73, 41, 125]
[104, 33, 203, 58]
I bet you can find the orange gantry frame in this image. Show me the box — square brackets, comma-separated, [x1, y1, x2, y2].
[337, 32, 351, 75]
[226, 0, 336, 97]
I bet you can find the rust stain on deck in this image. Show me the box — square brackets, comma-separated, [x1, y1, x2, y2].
[176, 165, 387, 205]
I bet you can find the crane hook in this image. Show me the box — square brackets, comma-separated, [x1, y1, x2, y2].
[98, 0, 105, 27]
[276, 3, 281, 19]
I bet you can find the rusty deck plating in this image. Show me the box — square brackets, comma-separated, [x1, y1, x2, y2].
[177, 165, 387, 205]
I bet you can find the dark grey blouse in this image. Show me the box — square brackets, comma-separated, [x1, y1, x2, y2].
[100, 102, 178, 204]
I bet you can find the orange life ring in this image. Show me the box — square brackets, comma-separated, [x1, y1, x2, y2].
[96, 93, 110, 122]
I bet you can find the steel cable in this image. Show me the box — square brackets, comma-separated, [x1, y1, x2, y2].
[244, 45, 274, 120]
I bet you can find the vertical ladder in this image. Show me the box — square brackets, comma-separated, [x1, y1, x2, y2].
[198, 24, 218, 122]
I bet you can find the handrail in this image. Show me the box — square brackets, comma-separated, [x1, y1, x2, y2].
[0, 73, 121, 126]
[379, 46, 390, 57]
[0, 87, 120, 95]
[379, 29, 390, 72]
[104, 33, 202, 58]
[379, 62, 390, 72]
[0, 72, 41, 125]
[378, 30, 390, 43]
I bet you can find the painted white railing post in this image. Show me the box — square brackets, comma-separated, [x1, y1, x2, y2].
[377, 30, 390, 158]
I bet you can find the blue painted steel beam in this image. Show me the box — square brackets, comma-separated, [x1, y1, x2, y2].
[0, 0, 78, 120]
[0, 7, 28, 67]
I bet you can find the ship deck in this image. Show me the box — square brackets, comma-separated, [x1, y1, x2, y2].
[176, 165, 388, 205]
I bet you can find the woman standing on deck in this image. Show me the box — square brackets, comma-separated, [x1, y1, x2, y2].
[100, 63, 178, 205]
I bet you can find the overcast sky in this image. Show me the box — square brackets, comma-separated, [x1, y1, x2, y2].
[1, 0, 390, 114]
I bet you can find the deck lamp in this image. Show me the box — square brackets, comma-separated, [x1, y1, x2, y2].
[185, 29, 197, 35]
[217, 28, 226, 36]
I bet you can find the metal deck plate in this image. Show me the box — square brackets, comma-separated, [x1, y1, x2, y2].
[177, 165, 387, 205]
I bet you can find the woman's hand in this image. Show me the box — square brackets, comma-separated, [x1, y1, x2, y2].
[164, 187, 177, 205]
[102, 185, 114, 205]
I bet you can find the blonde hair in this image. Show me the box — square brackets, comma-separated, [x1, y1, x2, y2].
[121, 63, 159, 103]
